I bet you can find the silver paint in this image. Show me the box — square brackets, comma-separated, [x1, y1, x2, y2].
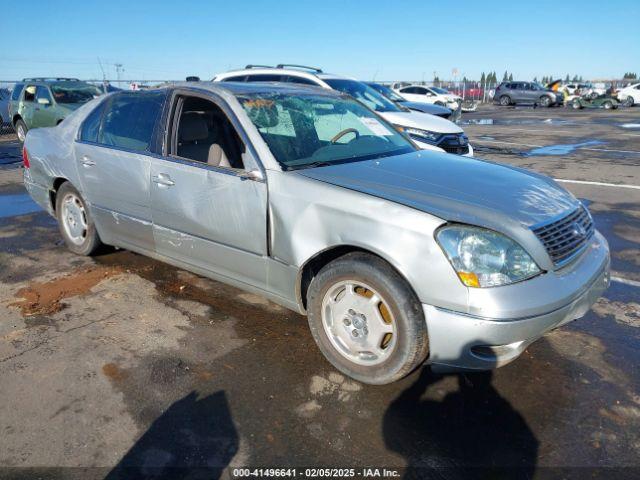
[22, 82, 610, 371]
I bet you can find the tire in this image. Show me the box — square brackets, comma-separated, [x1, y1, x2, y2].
[572, 99, 582, 110]
[623, 96, 634, 107]
[55, 182, 102, 256]
[604, 101, 613, 110]
[539, 96, 551, 108]
[499, 95, 511, 106]
[15, 119, 28, 143]
[306, 252, 429, 385]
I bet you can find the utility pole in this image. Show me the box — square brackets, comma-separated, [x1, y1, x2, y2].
[115, 63, 124, 86]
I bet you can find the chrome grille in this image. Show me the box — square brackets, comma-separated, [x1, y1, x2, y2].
[532, 206, 594, 267]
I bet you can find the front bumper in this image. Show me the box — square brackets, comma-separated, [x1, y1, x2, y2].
[425, 232, 610, 372]
[412, 138, 474, 157]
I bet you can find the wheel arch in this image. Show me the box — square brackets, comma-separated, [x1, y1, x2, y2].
[296, 244, 418, 313]
[49, 177, 70, 213]
[12, 114, 22, 126]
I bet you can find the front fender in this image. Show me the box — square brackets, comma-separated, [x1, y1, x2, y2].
[267, 170, 469, 313]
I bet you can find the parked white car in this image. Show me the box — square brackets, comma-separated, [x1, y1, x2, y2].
[393, 85, 462, 110]
[616, 83, 640, 106]
[214, 65, 473, 156]
[562, 83, 605, 99]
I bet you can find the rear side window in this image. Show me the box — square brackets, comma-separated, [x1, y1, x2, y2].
[221, 75, 247, 82]
[36, 86, 52, 102]
[245, 74, 283, 82]
[11, 84, 24, 101]
[23, 85, 37, 102]
[98, 92, 165, 152]
[79, 100, 106, 143]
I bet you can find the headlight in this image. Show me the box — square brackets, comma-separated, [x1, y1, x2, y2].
[436, 225, 541, 288]
[403, 127, 440, 144]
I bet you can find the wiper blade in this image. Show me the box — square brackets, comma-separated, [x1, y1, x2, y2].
[289, 161, 334, 171]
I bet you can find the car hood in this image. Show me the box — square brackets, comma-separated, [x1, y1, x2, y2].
[296, 150, 579, 231]
[379, 110, 462, 134]
[400, 101, 452, 116]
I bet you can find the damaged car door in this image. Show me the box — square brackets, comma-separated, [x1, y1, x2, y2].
[149, 91, 269, 288]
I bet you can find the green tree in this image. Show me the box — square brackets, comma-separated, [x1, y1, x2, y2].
[508, 73, 513, 81]
[503, 71, 509, 81]
[565, 74, 570, 82]
[480, 72, 486, 85]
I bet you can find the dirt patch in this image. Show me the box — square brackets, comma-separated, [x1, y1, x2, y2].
[592, 298, 640, 328]
[9, 266, 122, 316]
[102, 362, 128, 382]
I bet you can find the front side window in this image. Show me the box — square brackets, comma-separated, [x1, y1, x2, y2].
[430, 87, 449, 94]
[51, 84, 101, 104]
[238, 92, 415, 170]
[285, 76, 318, 86]
[323, 79, 401, 113]
[23, 86, 36, 102]
[99, 92, 165, 151]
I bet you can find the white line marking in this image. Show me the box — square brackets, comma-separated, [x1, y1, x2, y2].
[611, 276, 640, 288]
[473, 138, 640, 154]
[553, 179, 640, 190]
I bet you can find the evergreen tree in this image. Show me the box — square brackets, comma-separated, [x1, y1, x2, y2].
[503, 71, 509, 81]
[508, 73, 513, 81]
[480, 72, 486, 85]
[565, 74, 570, 82]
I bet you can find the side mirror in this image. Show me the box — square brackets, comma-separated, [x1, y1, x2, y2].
[37, 98, 51, 106]
[239, 169, 263, 182]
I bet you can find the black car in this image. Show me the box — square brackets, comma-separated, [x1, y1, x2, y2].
[494, 81, 562, 107]
[365, 82, 459, 121]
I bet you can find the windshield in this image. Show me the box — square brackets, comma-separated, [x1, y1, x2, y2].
[238, 92, 415, 170]
[430, 87, 449, 94]
[51, 84, 101, 104]
[367, 83, 407, 102]
[323, 79, 402, 113]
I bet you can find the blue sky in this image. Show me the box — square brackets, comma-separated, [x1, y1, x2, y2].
[2, 0, 638, 82]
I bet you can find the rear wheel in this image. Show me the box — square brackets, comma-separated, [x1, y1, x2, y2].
[604, 101, 613, 110]
[307, 252, 429, 385]
[623, 96, 634, 107]
[572, 99, 582, 110]
[15, 119, 27, 143]
[56, 182, 102, 256]
[499, 95, 511, 106]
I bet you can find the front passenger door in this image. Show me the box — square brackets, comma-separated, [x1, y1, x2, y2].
[150, 91, 269, 289]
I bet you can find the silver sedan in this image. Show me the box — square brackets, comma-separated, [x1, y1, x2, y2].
[22, 82, 610, 384]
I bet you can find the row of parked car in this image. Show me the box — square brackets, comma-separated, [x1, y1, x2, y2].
[20, 66, 611, 385]
[7, 68, 474, 157]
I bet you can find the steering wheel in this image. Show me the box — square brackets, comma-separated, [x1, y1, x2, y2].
[331, 128, 360, 144]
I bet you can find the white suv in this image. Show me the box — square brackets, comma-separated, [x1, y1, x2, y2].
[214, 65, 473, 156]
[393, 85, 462, 110]
[617, 83, 640, 106]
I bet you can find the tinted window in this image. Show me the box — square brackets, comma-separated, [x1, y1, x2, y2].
[79, 100, 106, 143]
[245, 74, 283, 82]
[36, 86, 52, 102]
[285, 76, 318, 86]
[323, 79, 402, 113]
[11, 84, 24, 101]
[99, 92, 165, 152]
[223, 75, 247, 82]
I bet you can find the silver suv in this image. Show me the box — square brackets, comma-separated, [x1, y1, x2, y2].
[494, 81, 562, 107]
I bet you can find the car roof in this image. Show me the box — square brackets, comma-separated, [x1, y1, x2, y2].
[215, 67, 352, 83]
[170, 81, 343, 98]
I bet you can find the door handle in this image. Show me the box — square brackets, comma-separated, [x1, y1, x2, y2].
[80, 155, 96, 167]
[152, 173, 175, 187]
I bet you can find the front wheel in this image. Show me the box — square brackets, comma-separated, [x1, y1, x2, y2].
[56, 182, 103, 255]
[623, 96, 634, 107]
[15, 119, 28, 143]
[572, 99, 582, 110]
[307, 252, 429, 385]
[604, 101, 613, 110]
[539, 96, 552, 108]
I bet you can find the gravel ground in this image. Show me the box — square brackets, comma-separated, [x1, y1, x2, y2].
[0, 104, 639, 478]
